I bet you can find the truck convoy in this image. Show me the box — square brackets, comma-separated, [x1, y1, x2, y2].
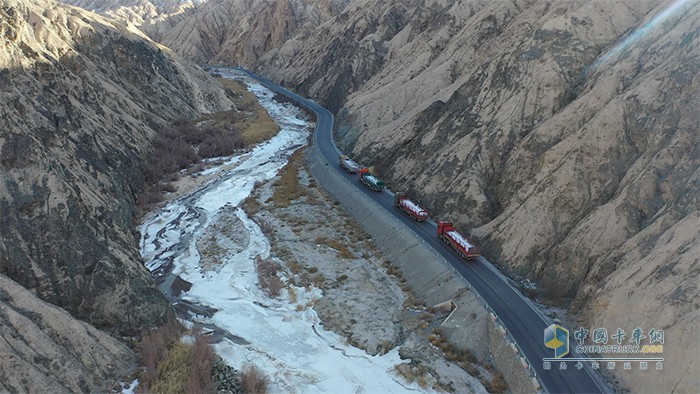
[339, 155, 361, 173]
[337, 155, 479, 260]
[394, 192, 429, 221]
[437, 221, 481, 260]
[358, 168, 385, 191]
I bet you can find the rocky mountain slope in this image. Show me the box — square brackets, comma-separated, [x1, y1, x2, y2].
[52, 0, 699, 391]
[1, 0, 233, 389]
[144, 0, 349, 65]
[60, 0, 206, 41]
[0, 274, 134, 393]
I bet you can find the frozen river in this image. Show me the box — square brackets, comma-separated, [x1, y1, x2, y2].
[140, 74, 422, 393]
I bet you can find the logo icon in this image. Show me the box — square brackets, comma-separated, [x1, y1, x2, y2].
[544, 324, 569, 358]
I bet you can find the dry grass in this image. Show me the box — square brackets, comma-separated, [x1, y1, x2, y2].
[215, 78, 280, 146]
[270, 149, 307, 207]
[240, 364, 270, 394]
[141, 327, 216, 394]
[428, 327, 487, 383]
[396, 363, 430, 389]
[486, 371, 508, 394]
[314, 237, 354, 259]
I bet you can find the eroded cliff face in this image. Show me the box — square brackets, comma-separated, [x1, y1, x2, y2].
[0, 0, 232, 333]
[60, 0, 205, 41]
[0, 274, 135, 393]
[121, 0, 347, 66]
[252, 0, 698, 392]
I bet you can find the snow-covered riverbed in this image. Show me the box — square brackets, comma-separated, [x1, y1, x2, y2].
[140, 75, 420, 393]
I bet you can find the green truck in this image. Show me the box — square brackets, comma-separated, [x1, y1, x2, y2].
[358, 168, 385, 191]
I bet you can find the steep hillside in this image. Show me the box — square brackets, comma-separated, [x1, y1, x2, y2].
[253, 0, 698, 392]
[0, 274, 134, 393]
[60, 0, 205, 41]
[1, 0, 231, 353]
[151, 0, 349, 65]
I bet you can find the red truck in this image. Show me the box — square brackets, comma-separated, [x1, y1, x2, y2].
[394, 192, 429, 221]
[437, 221, 481, 260]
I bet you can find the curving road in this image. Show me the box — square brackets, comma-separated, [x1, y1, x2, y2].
[232, 67, 607, 394]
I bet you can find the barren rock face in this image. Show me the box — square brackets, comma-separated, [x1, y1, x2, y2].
[0, 0, 232, 332]
[0, 274, 134, 393]
[146, 0, 349, 65]
[60, 0, 205, 41]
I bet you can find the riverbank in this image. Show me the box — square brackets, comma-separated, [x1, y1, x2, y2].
[140, 74, 472, 392]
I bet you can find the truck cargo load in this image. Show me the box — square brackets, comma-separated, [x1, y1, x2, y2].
[338, 155, 361, 173]
[394, 192, 429, 221]
[437, 221, 480, 260]
[358, 168, 384, 191]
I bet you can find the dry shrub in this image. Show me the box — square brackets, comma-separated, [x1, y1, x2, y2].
[139, 317, 181, 389]
[240, 364, 269, 394]
[161, 182, 177, 193]
[286, 259, 303, 275]
[186, 335, 215, 394]
[288, 286, 298, 303]
[196, 126, 244, 158]
[311, 273, 326, 287]
[256, 256, 282, 297]
[141, 120, 244, 206]
[150, 341, 191, 394]
[488, 372, 508, 393]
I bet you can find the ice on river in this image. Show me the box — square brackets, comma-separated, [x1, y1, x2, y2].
[140, 77, 420, 393]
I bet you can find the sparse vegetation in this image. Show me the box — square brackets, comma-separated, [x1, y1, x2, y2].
[215, 78, 280, 145]
[270, 149, 307, 207]
[240, 364, 270, 394]
[255, 256, 282, 297]
[139, 317, 181, 389]
[314, 236, 354, 259]
[138, 319, 216, 394]
[137, 77, 281, 210]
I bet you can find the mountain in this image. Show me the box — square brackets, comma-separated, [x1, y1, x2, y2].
[51, 0, 699, 392]
[0, 0, 233, 390]
[60, 0, 207, 41]
[146, 0, 349, 65]
[253, 1, 698, 392]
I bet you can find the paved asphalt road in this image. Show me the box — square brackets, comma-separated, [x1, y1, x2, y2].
[233, 67, 608, 394]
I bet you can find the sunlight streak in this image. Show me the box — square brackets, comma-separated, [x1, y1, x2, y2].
[589, 0, 697, 72]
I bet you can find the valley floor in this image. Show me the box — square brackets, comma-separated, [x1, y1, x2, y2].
[139, 75, 485, 392]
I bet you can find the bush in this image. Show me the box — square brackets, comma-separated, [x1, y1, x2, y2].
[256, 256, 282, 297]
[488, 372, 508, 393]
[186, 335, 215, 394]
[150, 341, 192, 394]
[240, 365, 269, 394]
[139, 318, 181, 390]
[141, 121, 244, 193]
